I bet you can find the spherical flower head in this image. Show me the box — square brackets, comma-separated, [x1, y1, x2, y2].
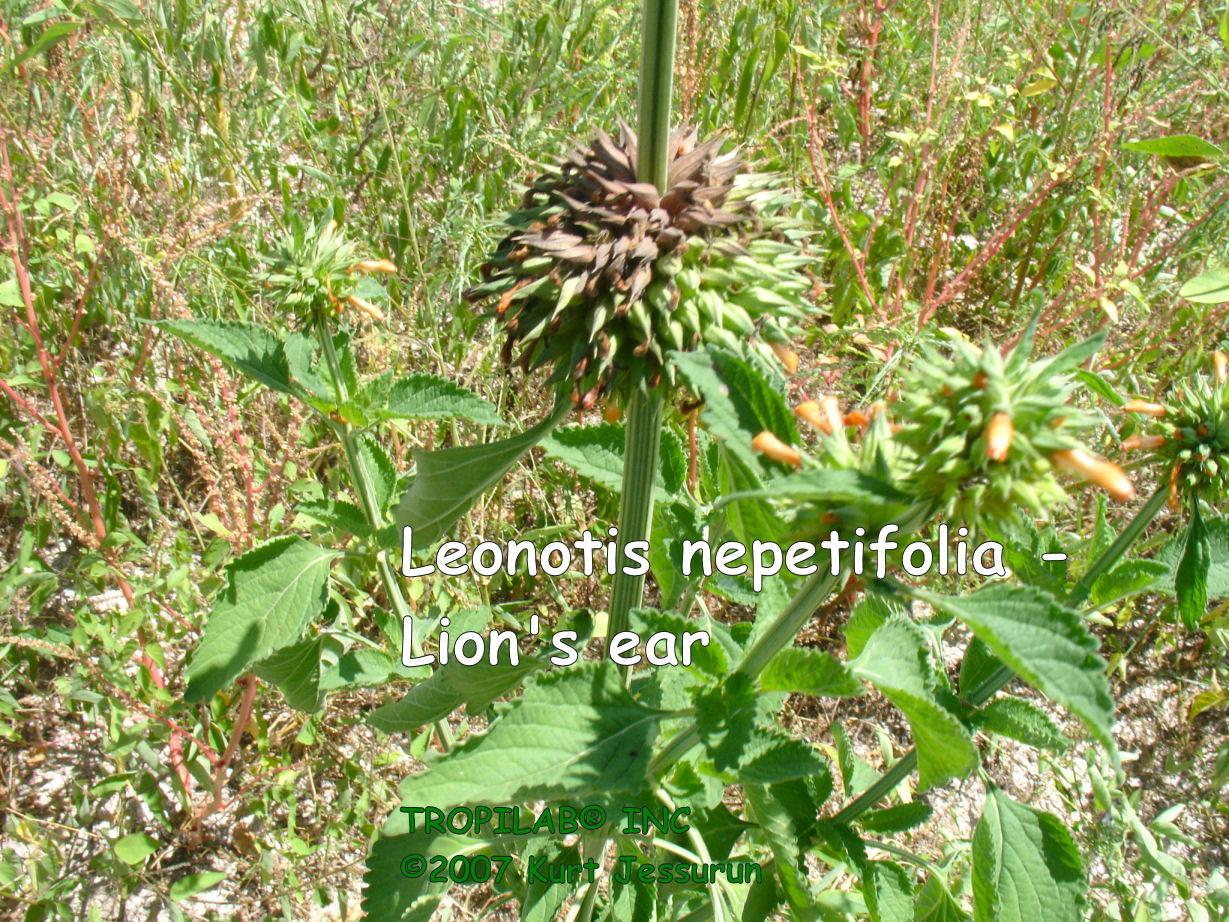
[745, 331, 1131, 553]
[260, 216, 393, 327]
[890, 330, 1123, 526]
[465, 124, 814, 409]
[1122, 351, 1229, 509]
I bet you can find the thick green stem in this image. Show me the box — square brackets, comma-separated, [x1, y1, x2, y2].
[605, 0, 679, 641]
[735, 569, 843, 678]
[316, 323, 452, 752]
[609, 391, 665, 640]
[574, 835, 606, 922]
[832, 485, 1170, 823]
[637, 0, 679, 190]
[1070, 484, 1170, 603]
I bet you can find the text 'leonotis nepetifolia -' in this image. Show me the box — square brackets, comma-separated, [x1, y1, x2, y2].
[464, 123, 815, 408]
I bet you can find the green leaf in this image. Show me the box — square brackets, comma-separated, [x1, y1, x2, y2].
[1073, 369, 1123, 408]
[907, 584, 1116, 767]
[987, 517, 1069, 598]
[658, 424, 687, 494]
[671, 347, 798, 473]
[522, 842, 582, 922]
[695, 673, 776, 773]
[744, 781, 818, 919]
[915, 874, 969, 922]
[851, 619, 977, 790]
[284, 331, 336, 405]
[369, 609, 589, 731]
[85, 0, 143, 22]
[253, 634, 340, 713]
[294, 498, 371, 536]
[958, 637, 1002, 698]
[157, 320, 293, 396]
[833, 720, 881, 799]
[397, 662, 664, 805]
[369, 674, 464, 733]
[864, 860, 914, 922]
[379, 374, 504, 426]
[185, 537, 337, 701]
[671, 805, 756, 866]
[715, 448, 788, 549]
[363, 821, 502, 922]
[168, 871, 229, 902]
[112, 832, 159, 865]
[649, 502, 704, 610]
[742, 874, 783, 922]
[320, 648, 400, 689]
[541, 422, 685, 501]
[1122, 134, 1223, 159]
[859, 801, 933, 834]
[845, 594, 905, 659]
[1155, 514, 1229, 600]
[1088, 559, 1168, 608]
[0, 277, 22, 307]
[1034, 329, 1107, 377]
[970, 697, 1070, 751]
[369, 656, 538, 733]
[602, 872, 656, 922]
[1124, 802, 1187, 887]
[733, 729, 833, 786]
[354, 434, 398, 514]
[11, 20, 79, 69]
[395, 396, 571, 548]
[716, 469, 911, 519]
[760, 647, 863, 698]
[1178, 269, 1229, 305]
[629, 606, 727, 677]
[1177, 505, 1212, 630]
[972, 788, 1085, 922]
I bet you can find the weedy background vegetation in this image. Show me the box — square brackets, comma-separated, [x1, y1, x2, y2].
[1, 0, 1228, 919]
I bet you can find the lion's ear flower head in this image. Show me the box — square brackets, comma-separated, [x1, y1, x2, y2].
[755, 329, 1136, 541]
[465, 123, 815, 408]
[1121, 350, 1229, 510]
[261, 217, 394, 326]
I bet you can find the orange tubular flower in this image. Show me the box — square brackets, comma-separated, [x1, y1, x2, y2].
[1121, 434, 1167, 452]
[1051, 448, 1135, 501]
[346, 295, 385, 322]
[752, 431, 802, 470]
[352, 259, 398, 274]
[819, 395, 844, 433]
[843, 410, 870, 429]
[985, 411, 1014, 462]
[793, 400, 831, 434]
[770, 341, 800, 375]
[1122, 399, 1167, 417]
[1215, 350, 1228, 385]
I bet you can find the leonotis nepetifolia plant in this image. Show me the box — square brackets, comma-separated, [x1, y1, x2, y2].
[358, 1, 1193, 918]
[150, 1, 1221, 919]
